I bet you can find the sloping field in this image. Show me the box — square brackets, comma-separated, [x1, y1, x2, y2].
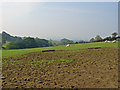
[2, 47, 118, 88]
[2, 42, 118, 58]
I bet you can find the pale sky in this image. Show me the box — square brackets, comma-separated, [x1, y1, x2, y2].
[0, 2, 118, 41]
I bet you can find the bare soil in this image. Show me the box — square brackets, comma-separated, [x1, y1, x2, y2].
[2, 47, 119, 88]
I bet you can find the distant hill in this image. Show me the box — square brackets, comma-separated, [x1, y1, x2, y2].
[1, 31, 54, 49]
[49, 38, 74, 46]
[1, 31, 22, 43]
[49, 40, 61, 46]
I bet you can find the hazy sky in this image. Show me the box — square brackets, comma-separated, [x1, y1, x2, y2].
[0, 2, 118, 41]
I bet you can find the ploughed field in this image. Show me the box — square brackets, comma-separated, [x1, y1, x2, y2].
[2, 47, 118, 88]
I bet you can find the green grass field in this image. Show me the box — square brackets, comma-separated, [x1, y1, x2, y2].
[2, 42, 118, 58]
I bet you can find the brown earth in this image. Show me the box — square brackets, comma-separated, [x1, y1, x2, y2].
[2, 47, 119, 88]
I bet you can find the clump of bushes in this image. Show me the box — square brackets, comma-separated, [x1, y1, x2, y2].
[6, 37, 52, 49]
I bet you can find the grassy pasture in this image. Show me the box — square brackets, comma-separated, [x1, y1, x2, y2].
[2, 41, 118, 58]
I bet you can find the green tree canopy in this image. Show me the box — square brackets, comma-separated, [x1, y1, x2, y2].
[22, 37, 37, 48]
[35, 38, 50, 47]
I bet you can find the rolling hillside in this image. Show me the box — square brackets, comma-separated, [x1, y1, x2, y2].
[2, 41, 118, 58]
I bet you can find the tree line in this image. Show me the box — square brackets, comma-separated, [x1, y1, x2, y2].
[90, 32, 118, 42]
[1, 31, 75, 49]
[6, 37, 53, 49]
[1, 31, 119, 49]
[5, 38, 75, 49]
[2, 31, 22, 44]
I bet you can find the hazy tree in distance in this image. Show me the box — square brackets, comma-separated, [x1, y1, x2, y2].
[112, 32, 117, 38]
[95, 35, 102, 42]
[90, 38, 95, 42]
[103, 36, 112, 41]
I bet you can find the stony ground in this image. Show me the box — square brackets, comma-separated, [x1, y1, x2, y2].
[2, 47, 119, 88]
